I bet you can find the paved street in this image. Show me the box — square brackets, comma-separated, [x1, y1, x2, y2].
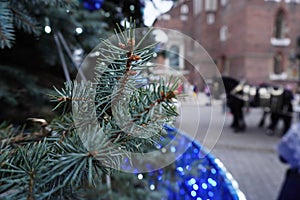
[174, 95, 290, 200]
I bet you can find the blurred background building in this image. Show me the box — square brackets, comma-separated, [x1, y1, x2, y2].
[154, 0, 300, 91]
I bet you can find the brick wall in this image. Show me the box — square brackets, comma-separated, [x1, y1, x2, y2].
[154, 0, 300, 88]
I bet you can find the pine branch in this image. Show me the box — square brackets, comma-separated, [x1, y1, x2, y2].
[0, 21, 180, 199]
[0, 1, 15, 48]
[0, 0, 79, 49]
[41, 0, 79, 7]
[17, 0, 78, 8]
[11, 4, 41, 35]
[0, 140, 50, 199]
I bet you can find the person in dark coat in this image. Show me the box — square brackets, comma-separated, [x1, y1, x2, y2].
[277, 124, 300, 200]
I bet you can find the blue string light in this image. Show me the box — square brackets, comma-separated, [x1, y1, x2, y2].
[159, 125, 245, 199]
[123, 124, 245, 199]
[81, 0, 104, 11]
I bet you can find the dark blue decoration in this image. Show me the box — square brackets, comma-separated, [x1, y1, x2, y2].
[82, 0, 104, 11]
[123, 124, 246, 199]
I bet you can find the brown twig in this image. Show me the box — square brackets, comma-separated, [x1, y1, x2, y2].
[27, 170, 35, 200]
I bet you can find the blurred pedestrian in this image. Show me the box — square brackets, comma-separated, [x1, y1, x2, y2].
[277, 123, 300, 200]
[193, 85, 198, 96]
[204, 85, 210, 97]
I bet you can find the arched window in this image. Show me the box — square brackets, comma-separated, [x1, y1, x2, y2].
[274, 53, 283, 74]
[274, 10, 286, 39]
[169, 45, 180, 69]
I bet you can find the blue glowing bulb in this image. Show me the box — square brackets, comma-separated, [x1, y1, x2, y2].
[176, 167, 184, 172]
[185, 165, 191, 170]
[191, 190, 197, 197]
[188, 178, 196, 185]
[211, 168, 217, 174]
[170, 146, 176, 152]
[82, 0, 104, 11]
[193, 184, 199, 190]
[208, 178, 217, 187]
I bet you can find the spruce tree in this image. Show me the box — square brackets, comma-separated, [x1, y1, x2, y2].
[0, 21, 180, 199]
[0, 0, 176, 123]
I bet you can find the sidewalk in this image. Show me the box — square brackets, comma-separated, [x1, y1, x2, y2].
[176, 104, 288, 200]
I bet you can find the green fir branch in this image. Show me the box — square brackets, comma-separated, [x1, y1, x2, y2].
[18, 0, 79, 8]
[0, 1, 15, 48]
[11, 4, 41, 35]
[0, 21, 180, 199]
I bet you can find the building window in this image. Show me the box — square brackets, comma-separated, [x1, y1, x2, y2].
[205, 0, 217, 12]
[181, 4, 189, 14]
[207, 13, 215, 24]
[169, 45, 180, 69]
[265, 0, 300, 5]
[274, 9, 287, 39]
[270, 9, 290, 46]
[161, 14, 171, 20]
[220, 26, 228, 41]
[180, 15, 188, 21]
[220, 0, 228, 7]
[285, 0, 300, 3]
[264, 0, 281, 2]
[193, 0, 202, 16]
[274, 53, 283, 74]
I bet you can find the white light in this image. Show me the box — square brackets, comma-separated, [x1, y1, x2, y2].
[120, 19, 130, 27]
[226, 172, 233, 180]
[137, 174, 143, 180]
[161, 148, 167, 153]
[214, 158, 224, 168]
[231, 180, 239, 188]
[44, 26, 52, 34]
[149, 184, 155, 190]
[76, 27, 83, 35]
[237, 191, 247, 200]
[130, 5, 135, 11]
